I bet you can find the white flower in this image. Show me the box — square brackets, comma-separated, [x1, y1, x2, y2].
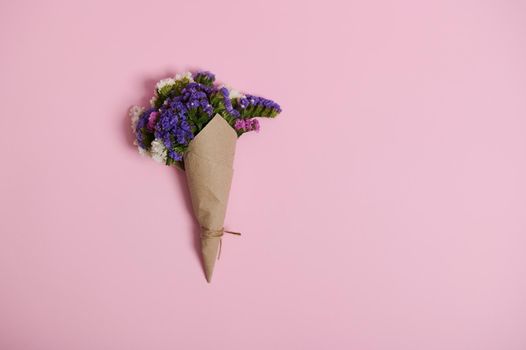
[219, 85, 245, 99]
[175, 71, 194, 82]
[150, 139, 167, 164]
[129, 105, 144, 131]
[150, 93, 158, 107]
[229, 88, 245, 99]
[156, 78, 175, 91]
[138, 146, 149, 156]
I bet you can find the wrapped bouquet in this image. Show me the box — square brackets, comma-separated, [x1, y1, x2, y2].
[130, 71, 281, 282]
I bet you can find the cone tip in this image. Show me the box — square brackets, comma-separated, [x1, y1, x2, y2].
[205, 268, 214, 283]
[201, 237, 219, 283]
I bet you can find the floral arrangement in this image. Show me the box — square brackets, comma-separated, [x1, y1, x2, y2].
[129, 70, 281, 282]
[130, 71, 281, 169]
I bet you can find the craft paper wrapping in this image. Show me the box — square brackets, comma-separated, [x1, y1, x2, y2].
[184, 114, 237, 282]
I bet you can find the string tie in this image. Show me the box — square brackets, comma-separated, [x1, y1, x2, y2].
[200, 227, 241, 260]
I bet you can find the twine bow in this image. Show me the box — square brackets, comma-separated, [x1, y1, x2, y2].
[200, 227, 241, 260]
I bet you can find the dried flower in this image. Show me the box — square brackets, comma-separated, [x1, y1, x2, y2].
[132, 70, 281, 167]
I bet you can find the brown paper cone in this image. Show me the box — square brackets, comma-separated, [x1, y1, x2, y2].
[184, 114, 237, 283]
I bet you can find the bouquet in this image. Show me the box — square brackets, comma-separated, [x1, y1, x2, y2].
[130, 71, 281, 282]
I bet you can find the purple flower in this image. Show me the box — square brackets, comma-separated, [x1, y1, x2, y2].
[168, 149, 183, 161]
[180, 120, 191, 132]
[175, 128, 187, 145]
[163, 134, 172, 148]
[194, 71, 215, 85]
[188, 100, 199, 109]
[238, 98, 249, 109]
[135, 107, 156, 148]
[219, 87, 240, 118]
[245, 94, 282, 114]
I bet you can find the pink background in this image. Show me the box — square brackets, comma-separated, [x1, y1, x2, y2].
[1, 0, 525, 349]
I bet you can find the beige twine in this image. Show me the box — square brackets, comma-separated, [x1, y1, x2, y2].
[200, 227, 241, 260]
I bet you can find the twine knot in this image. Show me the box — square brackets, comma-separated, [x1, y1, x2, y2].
[200, 227, 241, 260]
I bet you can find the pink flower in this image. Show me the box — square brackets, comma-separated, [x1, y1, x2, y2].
[234, 118, 260, 133]
[234, 119, 246, 130]
[147, 111, 159, 131]
[251, 119, 260, 132]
